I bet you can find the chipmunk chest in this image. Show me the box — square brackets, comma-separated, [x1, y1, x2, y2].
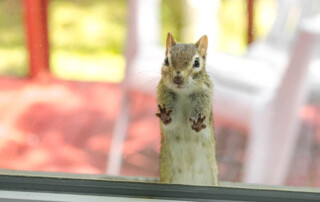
[172, 95, 192, 123]
[167, 128, 214, 184]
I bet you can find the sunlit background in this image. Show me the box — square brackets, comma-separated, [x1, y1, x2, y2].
[0, 0, 275, 81]
[1, 0, 320, 188]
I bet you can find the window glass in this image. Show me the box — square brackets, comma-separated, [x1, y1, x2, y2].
[0, 0, 320, 189]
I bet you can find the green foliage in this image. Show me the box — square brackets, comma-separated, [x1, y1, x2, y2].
[49, 0, 127, 54]
[161, 0, 186, 44]
[0, 0, 127, 80]
[48, 0, 127, 82]
[0, 0, 25, 47]
[218, 0, 248, 54]
[0, 0, 28, 76]
[0, 0, 275, 80]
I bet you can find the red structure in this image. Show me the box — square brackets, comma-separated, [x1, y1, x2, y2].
[24, 0, 50, 79]
[247, 0, 254, 44]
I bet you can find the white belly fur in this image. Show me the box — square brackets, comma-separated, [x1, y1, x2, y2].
[161, 95, 216, 185]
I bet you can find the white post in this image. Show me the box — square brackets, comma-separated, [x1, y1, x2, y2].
[243, 27, 319, 184]
[106, 0, 161, 175]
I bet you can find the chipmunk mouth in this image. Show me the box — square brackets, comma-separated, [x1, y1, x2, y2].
[171, 82, 184, 89]
[164, 80, 185, 90]
[176, 83, 186, 89]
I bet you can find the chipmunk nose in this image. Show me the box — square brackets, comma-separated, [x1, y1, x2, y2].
[173, 75, 184, 85]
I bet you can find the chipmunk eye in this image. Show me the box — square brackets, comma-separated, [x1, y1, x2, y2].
[193, 57, 200, 68]
[164, 58, 169, 66]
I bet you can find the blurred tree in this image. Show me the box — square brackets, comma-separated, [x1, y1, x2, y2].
[49, 0, 127, 82]
[218, 0, 247, 55]
[0, 0, 28, 76]
[161, 0, 186, 44]
[0, 0, 275, 79]
[50, 0, 126, 54]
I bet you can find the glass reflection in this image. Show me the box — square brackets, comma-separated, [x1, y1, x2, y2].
[0, 0, 320, 188]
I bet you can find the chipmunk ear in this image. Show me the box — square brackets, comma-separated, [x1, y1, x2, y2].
[195, 35, 208, 58]
[165, 32, 176, 56]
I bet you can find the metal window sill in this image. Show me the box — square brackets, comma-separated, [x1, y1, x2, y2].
[0, 169, 320, 201]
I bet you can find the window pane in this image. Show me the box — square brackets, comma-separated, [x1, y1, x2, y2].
[0, 0, 320, 190]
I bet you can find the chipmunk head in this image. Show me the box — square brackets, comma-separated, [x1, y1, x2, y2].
[161, 32, 208, 91]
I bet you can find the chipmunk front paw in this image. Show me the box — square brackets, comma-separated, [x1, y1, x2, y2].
[156, 104, 172, 125]
[189, 114, 206, 132]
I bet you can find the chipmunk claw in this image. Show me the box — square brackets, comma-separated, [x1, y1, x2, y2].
[156, 104, 172, 125]
[190, 114, 206, 132]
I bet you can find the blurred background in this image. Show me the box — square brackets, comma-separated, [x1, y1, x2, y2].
[0, 0, 320, 187]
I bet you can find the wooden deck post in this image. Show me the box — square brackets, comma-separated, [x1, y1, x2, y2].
[24, 0, 50, 79]
[247, 0, 254, 44]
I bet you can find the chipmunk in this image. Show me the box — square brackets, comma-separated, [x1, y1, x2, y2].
[156, 32, 219, 186]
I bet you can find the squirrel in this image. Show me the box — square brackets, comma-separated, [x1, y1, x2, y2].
[156, 32, 219, 186]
